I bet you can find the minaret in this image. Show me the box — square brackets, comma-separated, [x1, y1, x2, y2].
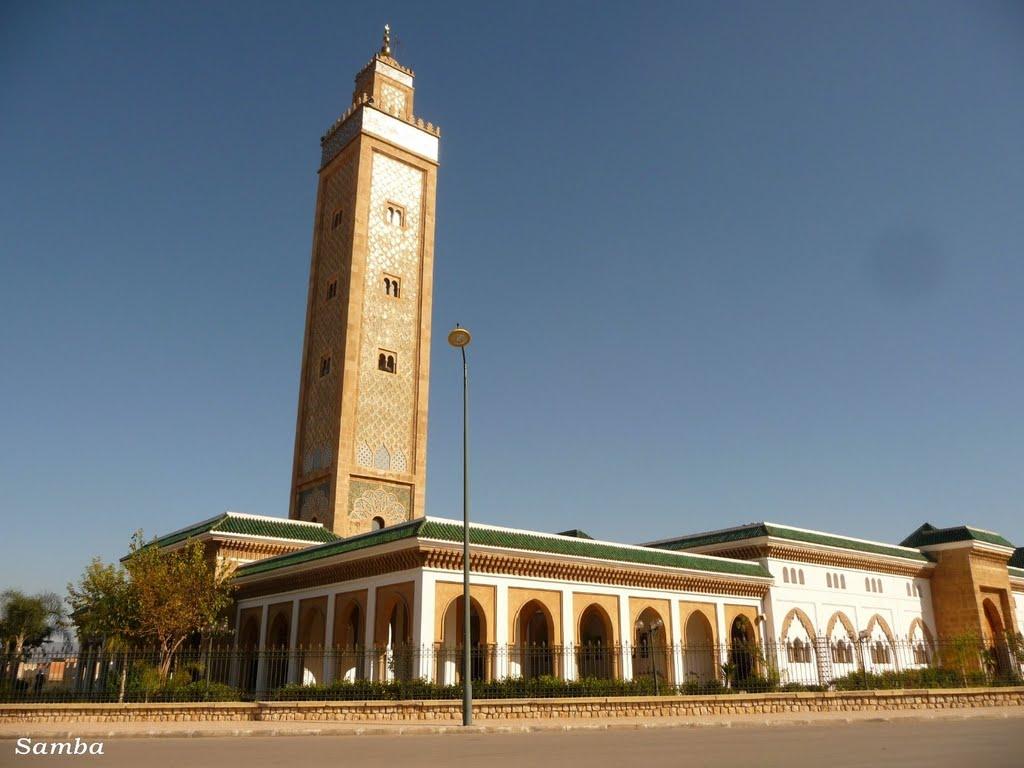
[289, 27, 440, 537]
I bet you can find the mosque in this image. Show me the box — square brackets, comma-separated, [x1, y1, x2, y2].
[147, 30, 1024, 692]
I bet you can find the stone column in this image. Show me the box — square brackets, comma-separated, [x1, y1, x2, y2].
[364, 585, 378, 680]
[561, 587, 576, 681]
[618, 594, 633, 681]
[414, 571, 436, 681]
[715, 602, 729, 683]
[228, 604, 242, 687]
[287, 598, 300, 684]
[254, 604, 269, 694]
[495, 582, 510, 679]
[669, 597, 683, 686]
[323, 593, 337, 685]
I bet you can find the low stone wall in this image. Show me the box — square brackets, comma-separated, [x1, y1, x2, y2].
[0, 702, 258, 724]
[2, 688, 1022, 724]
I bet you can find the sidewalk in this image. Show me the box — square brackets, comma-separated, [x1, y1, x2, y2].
[2, 705, 1021, 740]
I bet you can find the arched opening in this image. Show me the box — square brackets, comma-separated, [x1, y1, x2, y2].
[729, 616, 757, 684]
[238, 616, 260, 693]
[908, 620, 932, 666]
[371, 516, 385, 531]
[385, 599, 413, 681]
[297, 604, 326, 685]
[333, 599, 364, 682]
[576, 605, 614, 679]
[865, 616, 896, 669]
[983, 598, 1012, 677]
[827, 613, 856, 668]
[983, 599, 1004, 643]
[439, 596, 489, 683]
[266, 613, 290, 690]
[633, 607, 670, 683]
[780, 609, 816, 672]
[515, 600, 555, 678]
[683, 611, 716, 683]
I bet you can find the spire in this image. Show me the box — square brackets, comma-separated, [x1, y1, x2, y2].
[381, 23, 391, 57]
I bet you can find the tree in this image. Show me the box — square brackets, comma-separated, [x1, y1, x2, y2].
[125, 532, 235, 677]
[66, 559, 137, 648]
[66, 560, 139, 702]
[68, 532, 235, 680]
[0, 590, 64, 657]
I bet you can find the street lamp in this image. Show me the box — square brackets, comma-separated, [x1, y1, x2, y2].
[857, 629, 871, 689]
[634, 617, 665, 695]
[447, 325, 472, 726]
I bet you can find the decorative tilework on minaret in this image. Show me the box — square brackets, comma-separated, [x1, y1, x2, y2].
[289, 28, 439, 537]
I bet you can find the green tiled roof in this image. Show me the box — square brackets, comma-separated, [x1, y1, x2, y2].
[421, 521, 769, 578]
[236, 519, 422, 577]
[1010, 566, 1024, 580]
[153, 513, 338, 549]
[900, 523, 1015, 550]
[1011, 548, 1024, 570]
[556, 529, 594, 540]
[234, 518, 771, 580]
[650, 522, 929, 563]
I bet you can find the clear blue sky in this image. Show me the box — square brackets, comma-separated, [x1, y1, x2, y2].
[2, 1, 1023, 596]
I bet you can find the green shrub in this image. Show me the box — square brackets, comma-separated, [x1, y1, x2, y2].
[265, 675, 675, 701]
[779, 682, 826, 692]
[159, 681, 240, 702]
[681, 679, 726, 696]
[831, 667, 990, 691]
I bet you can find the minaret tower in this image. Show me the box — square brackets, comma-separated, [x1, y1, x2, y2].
[289, 27, 440, 537]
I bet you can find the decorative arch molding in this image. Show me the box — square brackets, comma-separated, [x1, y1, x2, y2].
[907, 617, 935, 647]
[866, 613, 897, 645]
[780, 607, 817, 641]
[439, 594, 489, 646]
[825, 611, 856, 641]
[577, 602, 615, 645]
[514, 598, 557, 644]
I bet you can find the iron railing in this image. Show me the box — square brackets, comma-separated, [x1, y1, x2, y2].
[1, 639, 1020, 703]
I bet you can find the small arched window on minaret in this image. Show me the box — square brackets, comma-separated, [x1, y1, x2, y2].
[371, 517, 385, 531]
[378, 350, 397, 374]
[386, 203, 405, 228]
[383, 274, 401, 298]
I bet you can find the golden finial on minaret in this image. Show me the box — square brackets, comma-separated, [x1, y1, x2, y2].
[381, 23, 391, 56]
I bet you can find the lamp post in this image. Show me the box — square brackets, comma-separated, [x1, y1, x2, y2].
[635, 617, 664, 695]
[857, 629, 871, 689]
[447, 324, 472, 726]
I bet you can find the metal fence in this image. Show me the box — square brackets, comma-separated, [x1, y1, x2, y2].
[2, 639, 1020, 703]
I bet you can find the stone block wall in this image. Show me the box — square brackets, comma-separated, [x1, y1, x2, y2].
[1, 689, 1022, 724]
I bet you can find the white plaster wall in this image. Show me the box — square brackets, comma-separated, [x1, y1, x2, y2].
[361, 109, 438, 162]
[762, 557, 937, 685]
[763, 558, 934, 642]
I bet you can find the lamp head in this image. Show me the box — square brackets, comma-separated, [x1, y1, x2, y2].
[448, 326, 472, 348]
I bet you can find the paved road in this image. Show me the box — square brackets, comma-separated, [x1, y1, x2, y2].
[3, 717, 1022, 768]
